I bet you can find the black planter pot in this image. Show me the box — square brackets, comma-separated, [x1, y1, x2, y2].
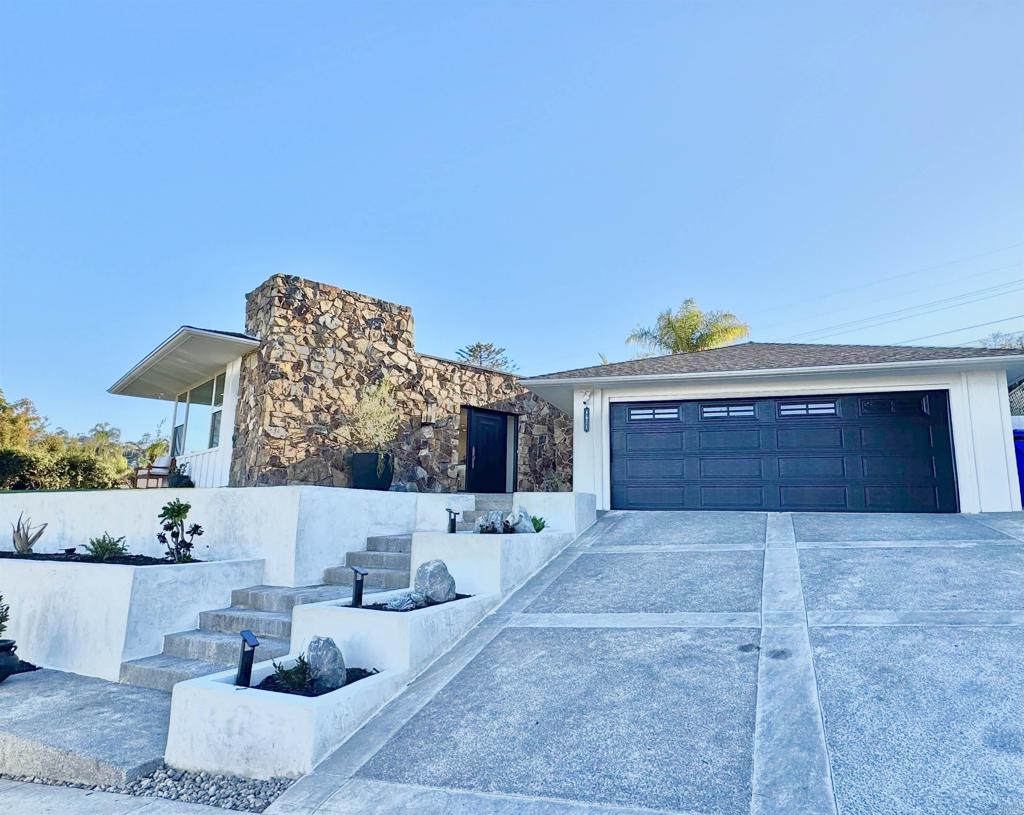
[0, 640, 20, 684]
[350, 452, 394, 491]
[168, 474, 195, 488]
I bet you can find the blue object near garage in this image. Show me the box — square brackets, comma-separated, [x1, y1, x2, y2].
[1014, 429, 1024, 503]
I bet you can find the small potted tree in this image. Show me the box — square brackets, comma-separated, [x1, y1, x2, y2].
[348, 380, 401, 491]
[0, 595, 19, 684]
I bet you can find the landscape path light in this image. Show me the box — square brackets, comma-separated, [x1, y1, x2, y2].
[235, 629, 260, 688]
[446, 507, 461, 534]
[350, 566, 368, 608]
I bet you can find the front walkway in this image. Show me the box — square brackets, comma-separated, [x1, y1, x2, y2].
[268, 510, 1024, 815]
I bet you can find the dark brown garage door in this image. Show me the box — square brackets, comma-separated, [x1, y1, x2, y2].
[609, 390, 958, 512]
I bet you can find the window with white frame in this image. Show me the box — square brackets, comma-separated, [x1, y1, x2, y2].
[778, 400, 837, 417]
[628, 406, 679, 421]
[700, 403, 755, 419]
[171, 371, 228, 456]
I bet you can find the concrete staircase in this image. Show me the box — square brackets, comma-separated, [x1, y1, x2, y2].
[119, 535, 416, 692]
[457, 493, 514, 531]
[119, 496, 504, 692]
[324, 534, 413, 590]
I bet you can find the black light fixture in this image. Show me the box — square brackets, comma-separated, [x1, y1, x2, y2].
[235, 629, 260, 687]
[350, 566, 369, 608]
[446, 507, 461, 534]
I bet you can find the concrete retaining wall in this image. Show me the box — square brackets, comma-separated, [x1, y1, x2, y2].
[165, 660, 407, 779]
[0, 487, 474, 587]
[290, 590, 497, 674]
[0, 558, 264, 681]
[411, 531, 574, 597]
[512, 491, 597, 536]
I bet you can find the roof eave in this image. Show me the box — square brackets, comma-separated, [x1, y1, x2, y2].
[108, 326, 261, 400]
[521, 354, 1024, 390]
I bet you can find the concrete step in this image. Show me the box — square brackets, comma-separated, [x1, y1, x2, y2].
[456, 521, 476, 532]
[119, 654, 226, 693]
[1, 669, 169, 785]
[163, 629, 291, 665]
[346, 550, 410, 570]
[323, 565, 409, 590]
[232, 584, 353, 612]
[365, 534, 413, 553]
[198, 607, 293, 639]
[473, 493, 513, 511]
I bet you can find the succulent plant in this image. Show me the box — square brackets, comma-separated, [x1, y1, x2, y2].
[12, 513, 46, 554]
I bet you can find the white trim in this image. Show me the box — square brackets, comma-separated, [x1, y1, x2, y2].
[521, 353, 1024, 388]
[109, 326, 259, 399]
[575, 369, 1019, 513]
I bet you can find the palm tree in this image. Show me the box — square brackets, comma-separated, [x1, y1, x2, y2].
[627, 299, 750, 355]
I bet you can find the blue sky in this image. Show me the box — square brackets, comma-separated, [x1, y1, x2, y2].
[1, 1, 1022, 441]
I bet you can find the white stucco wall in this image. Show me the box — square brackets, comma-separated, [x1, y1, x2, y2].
[0, 487, 476, 587]
[410, 531, 574, 596]
[572, 369, 1022, 513]
[511, 491, 597, 536]
[0, 558, 264, 680]
[290, 590, 497, 674]
[165, 660, 407, 779]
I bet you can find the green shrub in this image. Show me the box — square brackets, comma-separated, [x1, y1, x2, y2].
[271, 654, 314, 692]
[0, 446, 124, 491]
[531, 515, 547, 532]
[157, 499, 204, 562]
[0, 448, 55, 490]
[54, 449, 123, 490]
[0, 596, 8, 639]
[84, 532, 129, 560]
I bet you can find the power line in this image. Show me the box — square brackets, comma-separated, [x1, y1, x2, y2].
[746, 241, 1024, 320]
[757, 260, 1024, 333]
[895, 315, 1024, 344]
[779, 279, 1024, 341]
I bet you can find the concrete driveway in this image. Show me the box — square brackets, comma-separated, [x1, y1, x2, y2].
[269, 510, 1024, 815]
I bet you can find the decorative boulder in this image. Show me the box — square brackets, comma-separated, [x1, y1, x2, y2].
[473, 510, 505, 534]
[414, 559, 456, 604]
[385, 591, 427, 611]
[306, 636, 346, 693]
[506, 508, 536, 534]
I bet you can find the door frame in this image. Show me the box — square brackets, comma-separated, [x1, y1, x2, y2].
[464, 406, 519, 493]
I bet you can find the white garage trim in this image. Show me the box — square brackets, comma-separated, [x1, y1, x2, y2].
[570, 370, 1020, 514]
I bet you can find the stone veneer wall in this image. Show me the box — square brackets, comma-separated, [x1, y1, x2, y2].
[230, 275, 572, 492]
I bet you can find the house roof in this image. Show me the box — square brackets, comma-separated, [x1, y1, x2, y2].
[520, 342, 1024, 412]
[108, 326, 260, 401]
[522, 342, 1024, 382]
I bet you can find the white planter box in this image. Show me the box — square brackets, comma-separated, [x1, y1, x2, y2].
[290, 590, 497, 675]
[0, 558, 264, 681]
[411, 531, 574, 597]
[512, 491, 597, 537]
[164, 659, 406, 779]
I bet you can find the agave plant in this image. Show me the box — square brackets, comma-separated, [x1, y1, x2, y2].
[12, 513, 46, 554]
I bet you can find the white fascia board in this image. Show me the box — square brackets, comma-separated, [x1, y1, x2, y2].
[108, 327, 261, 399]
[520, 355, 1024, 389]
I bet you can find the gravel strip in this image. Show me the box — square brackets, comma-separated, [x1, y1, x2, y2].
[0, 763, 293, 812]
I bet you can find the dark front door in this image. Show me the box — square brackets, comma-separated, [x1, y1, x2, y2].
[466, 407, 509, 493]
[610, 390, 959, 512]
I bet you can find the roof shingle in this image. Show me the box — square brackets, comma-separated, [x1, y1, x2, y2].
[522, 342, 1024, 381]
